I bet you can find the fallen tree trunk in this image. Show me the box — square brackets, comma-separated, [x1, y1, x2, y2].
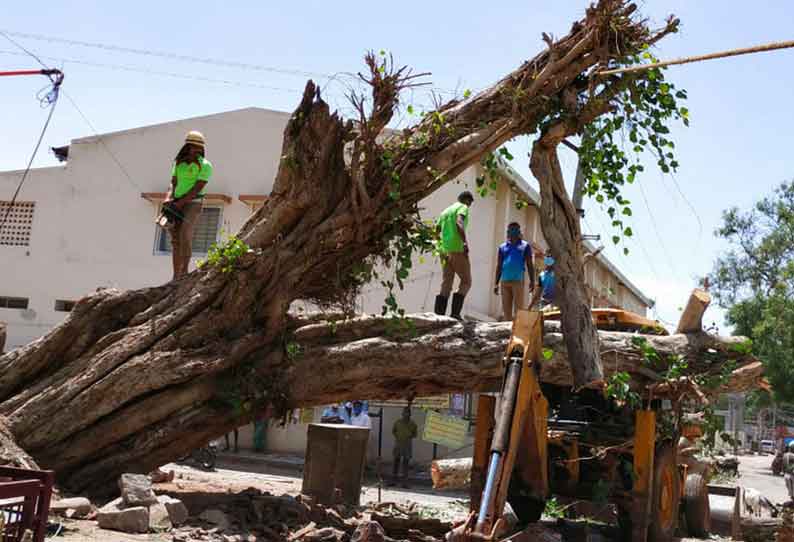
[286, 315, 763, 405]
[0, 1, 683, 492]
[431, 457, 472, 490]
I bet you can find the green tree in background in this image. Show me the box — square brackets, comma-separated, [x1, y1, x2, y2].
[710, 181, 794, 401]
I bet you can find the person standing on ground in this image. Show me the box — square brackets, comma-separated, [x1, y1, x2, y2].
[349, 400, 372, 429]
[784, 442, 794, 500]
[321, 403, 350, 424]
[164, 131, 213, 279]
[253, 409, 270, 453]
[391, 407, 418, 487]
[530, 249, 557, 309]
[223, 429, 239, 453]
[434, 191, 474, 319]
[493, 222, 534, 321]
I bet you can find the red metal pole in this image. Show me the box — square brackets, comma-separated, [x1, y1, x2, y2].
[0, 69, 46, 77]
[0, 68, 63, 78]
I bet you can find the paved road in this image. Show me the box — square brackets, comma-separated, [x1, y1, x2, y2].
[737, 452, 788, 504]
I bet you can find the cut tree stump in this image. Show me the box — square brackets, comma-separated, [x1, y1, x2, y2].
[430, 457, 472, 490]
[676, 288, 712, 334]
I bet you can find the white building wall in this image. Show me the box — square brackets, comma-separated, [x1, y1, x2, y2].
[0, 107, 288, 350]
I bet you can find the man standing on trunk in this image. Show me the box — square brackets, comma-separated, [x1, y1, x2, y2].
[164, 130, 213, 280]
[494, 222, 534, 321]
[530, 249, 557, 309]
[434, 191, 474, 319]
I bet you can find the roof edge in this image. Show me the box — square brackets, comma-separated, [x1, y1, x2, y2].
[71, 106, 291, 144]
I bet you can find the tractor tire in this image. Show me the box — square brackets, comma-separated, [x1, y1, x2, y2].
[683, 472, 710, 537]
[649, 444, 680, 542]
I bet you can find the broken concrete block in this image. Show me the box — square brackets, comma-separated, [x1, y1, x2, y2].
[157, 494, 189, 526]
[50, 497, 93, 518]
[148, 502, 172, 531]
[199, 508, 231, 530]
[97, 497, 149, 534]
[119, 473, 158, 507]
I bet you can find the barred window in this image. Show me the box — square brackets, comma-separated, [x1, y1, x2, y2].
[0, 201, 35, 247]
[0, 296, 29, 309]
[54, 299, 76, 312]
[156, 206, 221, 254]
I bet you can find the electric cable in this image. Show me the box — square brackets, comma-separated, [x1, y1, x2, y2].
[0, 49, 302, 94]
[61, 90, 145, 193]
[0, 29, 460, 96]
[0, 31, 62, 235]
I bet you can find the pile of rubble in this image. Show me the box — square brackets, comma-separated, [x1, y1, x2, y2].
[97, 473, 189, 533]
[169, 490, 452, 542]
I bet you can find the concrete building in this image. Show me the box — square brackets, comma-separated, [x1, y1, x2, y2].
[0, 106, 654, 464]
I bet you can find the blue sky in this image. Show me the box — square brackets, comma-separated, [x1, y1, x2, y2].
[2, 1, 793, 328]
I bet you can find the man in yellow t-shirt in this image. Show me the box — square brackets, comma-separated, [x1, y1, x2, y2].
[164, 130, 213, 279]
[435, 191, 474, 319]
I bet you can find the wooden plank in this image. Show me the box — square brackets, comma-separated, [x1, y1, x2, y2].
[676, 288, 711, 333]
[632, 410, 656, 542]
[470, 395, 495, 513]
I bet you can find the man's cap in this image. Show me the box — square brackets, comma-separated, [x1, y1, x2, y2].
[185, 130, 206, 146]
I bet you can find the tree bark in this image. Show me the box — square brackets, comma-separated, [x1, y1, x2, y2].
[676, 288, 711, 334]
[431, 457, 472, 490]
[0, 1, 681, 492]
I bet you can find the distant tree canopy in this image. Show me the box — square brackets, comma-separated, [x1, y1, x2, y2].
[710, 181, 794, 402]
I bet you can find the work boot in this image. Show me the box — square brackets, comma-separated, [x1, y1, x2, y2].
[434, 295, 448, 316]
[450, 293, 465, 320]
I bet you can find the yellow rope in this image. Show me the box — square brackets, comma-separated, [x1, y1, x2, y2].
[596, 39, 794, 77]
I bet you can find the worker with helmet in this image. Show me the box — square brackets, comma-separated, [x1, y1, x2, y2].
[162, 130, 213, 279]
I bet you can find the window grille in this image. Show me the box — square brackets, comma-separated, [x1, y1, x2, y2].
[0, 297, 29, 309]
[54, 299, 76, 312]
[156, 206, 221, 254]
[0, 201, 35, 247]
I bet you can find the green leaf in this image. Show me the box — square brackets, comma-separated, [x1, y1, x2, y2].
[624, 227, 633, 237]
[612, 235, 620, 245]
[407, 105, 414, 115]
[463, 89, 472, 99]
[542, 348, 554, 361]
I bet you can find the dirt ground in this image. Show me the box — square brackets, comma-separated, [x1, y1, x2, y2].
[55, 452, 783, 541]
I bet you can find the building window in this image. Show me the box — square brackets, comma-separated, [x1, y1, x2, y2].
[54, 299, 76, 312]
[155, 206, 222, 255]
[0, 296, 29, 309]
[0, 201, 35, 247]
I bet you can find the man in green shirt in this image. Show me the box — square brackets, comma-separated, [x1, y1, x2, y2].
[391, 407, 418, 486]
[164, 130, 213, 279]
[435, 191, 474, 319]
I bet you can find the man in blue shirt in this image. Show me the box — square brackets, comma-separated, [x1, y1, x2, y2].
[493, 222, 534, 321]
[530, 249, 557, 309]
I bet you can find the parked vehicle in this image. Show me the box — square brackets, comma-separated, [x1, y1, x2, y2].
[760, 440, 776, 454]
[180, 440, 218, 470]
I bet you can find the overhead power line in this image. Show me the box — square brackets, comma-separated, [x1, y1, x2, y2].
[0, 49, 303, 94]
[0, 28, 460, 96]
[0, 29, 334, 80]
